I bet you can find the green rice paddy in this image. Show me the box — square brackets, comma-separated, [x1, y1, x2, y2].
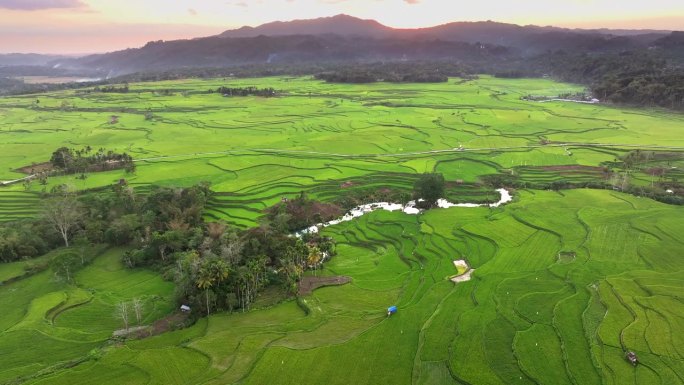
[1, 76, 683, 384]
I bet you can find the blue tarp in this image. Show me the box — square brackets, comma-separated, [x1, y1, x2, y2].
[388, 306, 397, 314]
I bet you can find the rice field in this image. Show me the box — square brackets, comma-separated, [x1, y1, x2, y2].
[1, 76, 683, 384]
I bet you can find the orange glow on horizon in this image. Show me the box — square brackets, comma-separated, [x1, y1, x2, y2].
[0, 0, 682, 54]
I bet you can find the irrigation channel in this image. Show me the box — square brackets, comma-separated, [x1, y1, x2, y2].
[298, 188, 512, 236]
[296, 189, 511, 283]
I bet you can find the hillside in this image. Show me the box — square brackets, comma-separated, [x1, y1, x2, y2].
[219, 14, 671, 50]
[48, 15, 676, 76]
[219, 14, 393, 38]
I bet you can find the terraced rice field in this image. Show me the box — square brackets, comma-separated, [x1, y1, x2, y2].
[1, 76, 682, 226]
[1, 76, 683, 384]
[0, 248, 174, 384]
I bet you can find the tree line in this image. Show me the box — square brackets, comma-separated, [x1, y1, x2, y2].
[315, 63, 456, 84]
[93, 84, 130, 93]
[214, 86, 277, 97]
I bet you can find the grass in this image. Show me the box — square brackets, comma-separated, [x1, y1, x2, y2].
[0, 76, 683, 384]
[0, 247, 175, 383]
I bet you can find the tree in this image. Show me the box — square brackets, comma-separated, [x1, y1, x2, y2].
[50, 147, 74, 171]
[195, 258, 229, 316]
[73, 235, 90, 265]
[116, 301, 130, 330]
[413, 173, 445, 208]
[132, 298, 144, 325]
[50, 252, 81, 283]
[42, 195, 85, 247]
[307, 246, 323, 275]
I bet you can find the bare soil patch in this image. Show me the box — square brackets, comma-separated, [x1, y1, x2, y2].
[298, 275, 351, 296]
[15, 162, 53, 174]
[133, 312, 189, 339]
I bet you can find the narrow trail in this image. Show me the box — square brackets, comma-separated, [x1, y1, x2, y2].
[0, 174, 35, 186]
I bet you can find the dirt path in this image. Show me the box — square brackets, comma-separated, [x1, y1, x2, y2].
[298, 275, 351, 296]
[0, 174, 35, 187]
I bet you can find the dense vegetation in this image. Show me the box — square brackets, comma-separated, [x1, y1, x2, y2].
[48, 146, 135, 175]
[1, 183, 335, 317]
[546, 51, 684, 110]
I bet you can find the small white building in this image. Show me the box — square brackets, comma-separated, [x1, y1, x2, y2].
[180, 305, 191, 313]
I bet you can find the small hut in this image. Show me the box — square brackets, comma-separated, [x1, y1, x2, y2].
[625, 351, 638, 366]
[387, 306, 397, 317]
[180, 305, 191, 313]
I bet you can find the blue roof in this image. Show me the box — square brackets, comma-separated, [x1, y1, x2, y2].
[388, 306, 397, 312]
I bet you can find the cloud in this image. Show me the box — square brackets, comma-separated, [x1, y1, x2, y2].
[403, 0, 420, 4]
[0, 0, 86, 10]
[188, 8, 197, 15]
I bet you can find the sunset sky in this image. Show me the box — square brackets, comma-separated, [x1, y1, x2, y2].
[1, 0, 683, 54]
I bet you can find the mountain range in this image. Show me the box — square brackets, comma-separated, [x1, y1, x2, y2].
[3, 15, 683, 77]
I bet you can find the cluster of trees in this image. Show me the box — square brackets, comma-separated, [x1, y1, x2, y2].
[49, 146, 135, 174]
[545, 51, 684, 110]
[413, 173, 446, 208]
[333, 185, 412, 210]
[315, 63, 457, 84]
[215, 86, 277, 97]
[109, 185, 334, 315]
[1, 182, 336, 317]
[265, 192, 342, 232]
[93, 84, 130, 93]
[522, 91, 592, 102]
[0, 221, 54, 262]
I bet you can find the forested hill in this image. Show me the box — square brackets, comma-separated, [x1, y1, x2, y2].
[218, 14, 671, 53]
[50, 35, 512, 75]
[50, 15, 678, 76]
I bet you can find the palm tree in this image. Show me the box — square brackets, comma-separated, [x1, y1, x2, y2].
[307, 246, 322, 276]
[212, 259, 230, 294]
[196, 264, 215, 316]
[196, 258, 230, 316]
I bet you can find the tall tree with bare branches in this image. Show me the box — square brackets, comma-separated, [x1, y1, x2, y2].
[116, 301, 130, 330]
[132, 298, 144, 325]
[42, 195, 84, 247]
